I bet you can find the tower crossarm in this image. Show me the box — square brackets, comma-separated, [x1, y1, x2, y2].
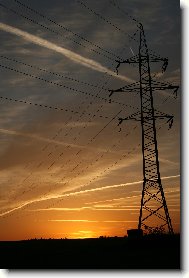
[151, 81, 179, 97]
[146, 56, 168, 73]
[109, 81, 179, 98]
[109, 82, 140, 97]
[116, 54, 168, 75]
[115, 55, 139, 74]
[118, 111, 141, 125]
[117, 109, 174, 129]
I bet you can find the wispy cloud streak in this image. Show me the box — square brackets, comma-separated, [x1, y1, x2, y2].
[0, 128, 86, 149]
[48, 219, 138, 223]
[0, 174, 180, 217]
[0, 128, 121, 153]
[0, 22, 134, 83]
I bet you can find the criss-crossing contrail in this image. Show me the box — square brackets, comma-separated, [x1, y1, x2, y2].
[0, 128, 82, 148]
[0, 174, 180, 217]
[0, 22, 134, 83]
[0, 128, 121, 154]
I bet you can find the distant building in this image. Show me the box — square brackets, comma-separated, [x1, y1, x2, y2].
[127, 229, 143, 239]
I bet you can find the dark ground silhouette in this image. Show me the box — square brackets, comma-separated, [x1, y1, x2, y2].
[0, 234, 180, 269]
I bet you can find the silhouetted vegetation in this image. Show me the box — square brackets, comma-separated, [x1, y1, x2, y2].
[0, 234, 180, 269]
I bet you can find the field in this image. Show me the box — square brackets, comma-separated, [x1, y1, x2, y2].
[0, 234, 180, 269]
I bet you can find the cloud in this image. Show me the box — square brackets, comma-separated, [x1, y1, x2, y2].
[86, 187, 180, 207]
[0, 22, 134, 83]
[0, 127, 87, 149]
[47, 219, 137, 223]
[48, 219, 98, 222]
[0, 174, 180, 217]
[28, 205, 141, 212]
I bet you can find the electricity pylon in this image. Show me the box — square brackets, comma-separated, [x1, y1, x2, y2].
[109, 23, 179, 234]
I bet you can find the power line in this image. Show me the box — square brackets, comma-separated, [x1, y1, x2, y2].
[10, 124, 139, 207]
[7, 108, 175, 219]
[0, 2, 116, 63]
[0, 63, 130, 107]
[0, 55, 111, 91]
[8, 111, 124, 201]
[0, 95, 108, 119]
[0, 78, 173, 199]
[45, 134, 141, 210]
[0, 62, 127, 174]
[34, 109, 122, 174]
[3, 112, 169, 218]
[0, 45, 132, 188]
[65, 125, 138, 179]
[7, 0, 122, 61]
[76, 0, 139, 44]
[90, 109, 121, 141]
[108, 0, 140, 25]
[1, 122, 168, 219]
[0, 60, 121, 157]
[0, 62, 140, 165]
[33, 40, 134, 159]
[19, 42, 133, 175]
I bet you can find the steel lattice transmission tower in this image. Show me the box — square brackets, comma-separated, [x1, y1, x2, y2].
[109, 23, 179, 234]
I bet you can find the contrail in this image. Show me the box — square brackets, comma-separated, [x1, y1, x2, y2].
[0, 22, 134, 83]
[0, 128, 81, 148]
[47, 219, 99, 222]
[0, 174, 180, 217]
[48, 219, 137, 223]
[161, 174, 180, 180]
[0, 128, 120, 154]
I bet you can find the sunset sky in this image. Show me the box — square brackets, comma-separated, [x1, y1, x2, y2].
[0, 0, 180, 240]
